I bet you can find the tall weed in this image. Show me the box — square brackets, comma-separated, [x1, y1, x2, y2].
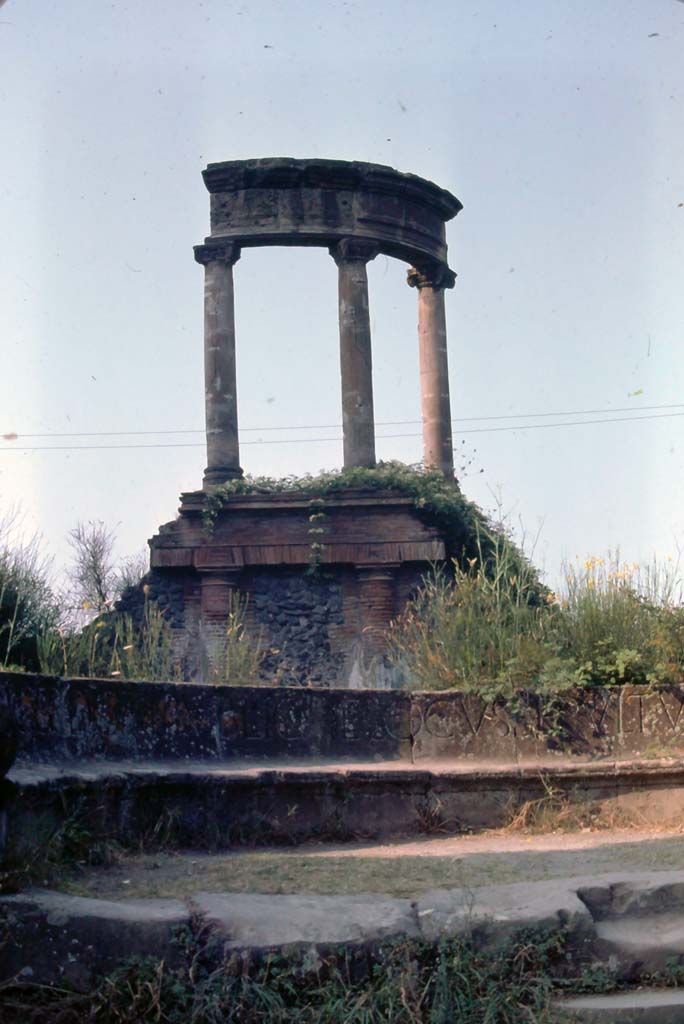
[37, 600, 180, 681]
[390, 548, 684, 693]
[201, 590, 265, 685]
[388, 529, 557, 694]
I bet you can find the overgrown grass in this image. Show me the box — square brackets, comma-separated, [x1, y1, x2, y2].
[36, 599, 181, 681]
[555, 554, 684, 686]
[0, 929, 568, 1023]
[389, 547, 684, 693]
[0, 798, 121, 895]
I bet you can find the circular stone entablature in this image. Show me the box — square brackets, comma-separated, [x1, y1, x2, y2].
[200, 157, 462, 276]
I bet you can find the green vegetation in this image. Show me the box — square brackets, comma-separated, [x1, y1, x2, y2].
[203, 461, 541, 584]
[0, 512, 58, 672]
[389, 547, 684, 693]
[4, 471, 684, 693]
[35, 597, 180, 681]
[200, 590, 266, 685]
[0, 929, 568, 1023]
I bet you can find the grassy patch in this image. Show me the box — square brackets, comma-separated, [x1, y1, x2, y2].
[53, 832, 684, 902]
[0, 929, 568, 1023]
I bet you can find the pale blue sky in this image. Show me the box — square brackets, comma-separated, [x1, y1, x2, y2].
[2, 0, 684, 586]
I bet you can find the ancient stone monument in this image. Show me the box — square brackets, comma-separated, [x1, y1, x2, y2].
[146, 159, 463, 684]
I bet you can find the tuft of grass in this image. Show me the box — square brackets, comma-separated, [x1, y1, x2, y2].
[200, 590, 266, 685]
[555, 553, 684, 687]
[0, 799, 120, 894]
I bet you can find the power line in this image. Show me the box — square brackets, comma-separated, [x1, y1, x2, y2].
[2, 411, 684, 452]
[3, 402, 684, 440]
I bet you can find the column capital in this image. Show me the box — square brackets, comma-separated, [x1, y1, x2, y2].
[329, 238, 380, 266]
[194, 242, 241, 267]
[407, 263, 456, 291]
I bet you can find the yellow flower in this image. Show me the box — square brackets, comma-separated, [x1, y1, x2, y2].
[82, 600, 91, 610]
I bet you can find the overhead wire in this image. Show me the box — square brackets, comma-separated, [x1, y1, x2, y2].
[2, 410, 684, 452]
[3, 402, 684, 440]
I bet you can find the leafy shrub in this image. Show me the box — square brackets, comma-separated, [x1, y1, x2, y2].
[0, 512, 58, 671]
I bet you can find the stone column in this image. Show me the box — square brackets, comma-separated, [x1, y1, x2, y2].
[407, 265, 457, 477]
[356, 564, 398, 656]
[194, 243, 243, 488]
[200, 569, 242, 680]
[330, 239, 379, 468]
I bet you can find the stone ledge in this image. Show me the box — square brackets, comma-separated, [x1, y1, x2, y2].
[9, 871, 684, 991]
[8, 757, 684, 852]
[0, 889, 188, 989]
[555, 988, 684, 1022]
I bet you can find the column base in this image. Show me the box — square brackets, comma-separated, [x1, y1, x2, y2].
[203, 465, 244, 489]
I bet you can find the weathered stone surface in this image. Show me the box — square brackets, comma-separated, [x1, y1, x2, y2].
[416, 876, 594, 952]
[577, 872, 684, 978]
[0, 672, 413, 763]
[578, 872, 684, 921]
[146, 490, 445, 684]
[10, 758, 684, 855]
[200, 157, 461, 274]
[555, 988, 684, 1022]
[8, 874, 684, 991]
[0, 704, 17, 777]
[0, 889, 189, 990]
[5, 672, 684, 765]
[190, 891, 420, 954]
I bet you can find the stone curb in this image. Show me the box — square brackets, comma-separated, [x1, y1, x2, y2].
[9, 757, 684, 851]
[4, 872, 684, 993]
[0, 874, 600, 990]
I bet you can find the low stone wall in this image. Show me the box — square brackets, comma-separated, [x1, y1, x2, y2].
[3, 671, 684, 766]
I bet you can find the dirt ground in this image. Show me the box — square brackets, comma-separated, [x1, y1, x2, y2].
[58, 826, 684, 901]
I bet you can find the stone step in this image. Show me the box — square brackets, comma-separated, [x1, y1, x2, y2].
[7, 756, 684, 854]
[593, 914, 684, 977]
[577, 876, 684, 978]
[555, 987, 684, 1022]
[0, 875, 595, 990]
